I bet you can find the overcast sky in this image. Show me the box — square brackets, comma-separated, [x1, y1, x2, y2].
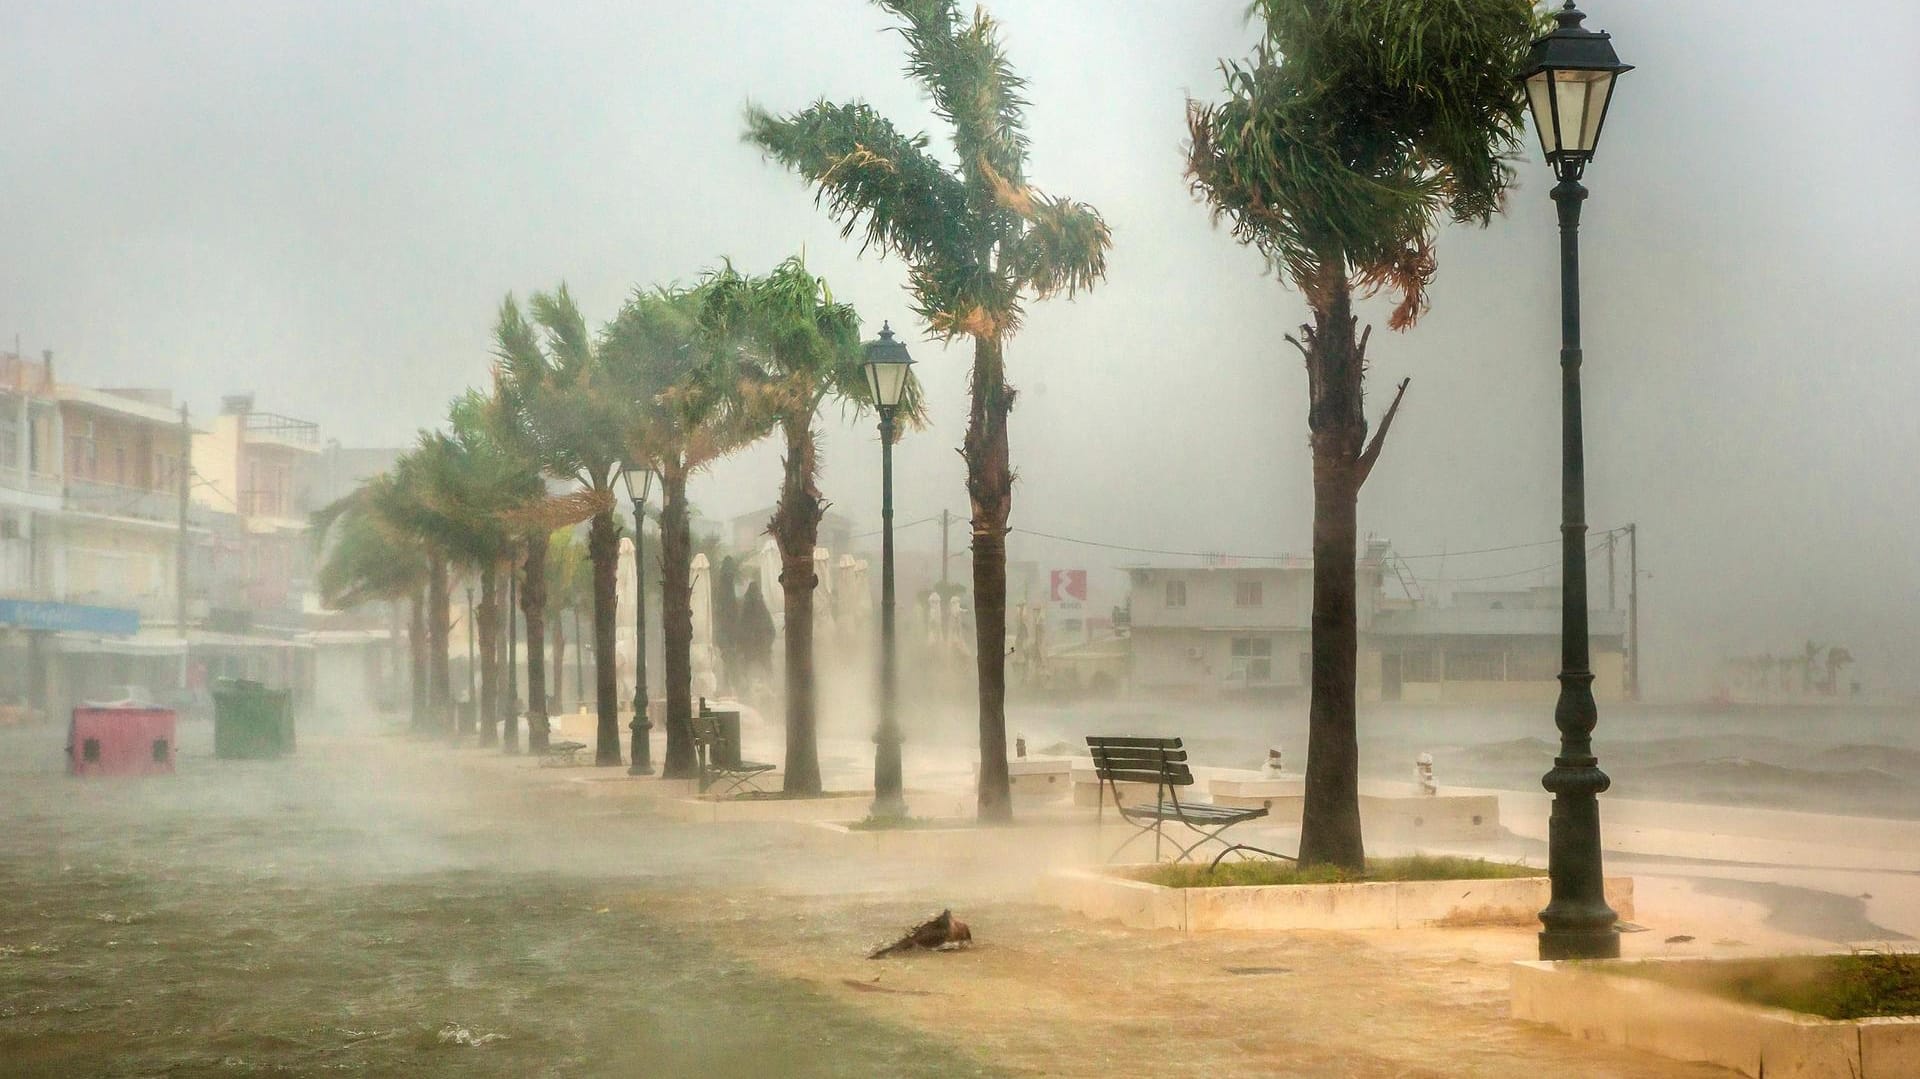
[4, 1, 1917, 696]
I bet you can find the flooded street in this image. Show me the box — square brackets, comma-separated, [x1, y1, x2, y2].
[0, 714, 1747, 1078]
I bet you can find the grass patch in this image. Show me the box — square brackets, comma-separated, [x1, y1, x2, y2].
[1132, 855, 1541, 889]
[1614, 953, 1920, 1021]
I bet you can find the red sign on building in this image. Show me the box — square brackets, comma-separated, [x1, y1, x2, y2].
[1049, 569, 1087, 604]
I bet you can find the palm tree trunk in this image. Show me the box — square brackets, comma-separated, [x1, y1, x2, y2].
[1297, 259, 1367, 872]
[501, 561, 519, 754]
[551, 615, 567, 717]
[772, 416, 823, 795]
[408, 589, 428, 731]
[659, 464, 697, 779]
[588, 508, 623, 766]
[428, 551, 452, 735]
[477, 561, 500, 748]
[521, 530, 550, 754]
[964, 335, 1014, 822]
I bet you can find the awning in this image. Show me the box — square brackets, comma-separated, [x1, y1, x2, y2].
[53, 631, 188, 657]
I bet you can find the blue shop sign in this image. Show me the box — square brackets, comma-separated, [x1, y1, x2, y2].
[0, 599, 140, 636]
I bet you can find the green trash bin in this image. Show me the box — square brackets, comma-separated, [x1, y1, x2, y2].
[212, 679, 296, 759]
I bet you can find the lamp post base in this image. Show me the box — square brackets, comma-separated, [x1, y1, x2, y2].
[627, 716, 653, 776]
[1539, 927, 1621, 961]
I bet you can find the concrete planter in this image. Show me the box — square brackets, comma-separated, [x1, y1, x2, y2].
[1041, 864, 1634, 933]
[1511, 956, 1920, 1079]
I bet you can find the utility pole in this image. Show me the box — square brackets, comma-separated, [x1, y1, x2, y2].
[1605, 529, 1617, 611]
[176, 403, 191, 696]
[1627, 522, 1639, 702]
[938, 508, 953, 644]
[939, 508, 951, 590]
[175, 403, 190, 636]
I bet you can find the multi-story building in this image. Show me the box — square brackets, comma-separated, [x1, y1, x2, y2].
[0, 351, 203, 718]
[1126, 542, 1626, 704]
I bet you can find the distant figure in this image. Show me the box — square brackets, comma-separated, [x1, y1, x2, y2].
[734, 580, 775, 699]
[1015, 735, 1027, 759]
[1415, 752, 1437, 796]
[1263, 747, 1286, 778]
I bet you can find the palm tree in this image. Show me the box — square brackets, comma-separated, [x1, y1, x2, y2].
[704, 258, 884, 795]
[387, 406, 539, 750]
[603, 283, 762, 780]
[543, 526, 592, 717]
[365, 453, 455, 735]
[495, 288, 633, 767]
[1186, 0, 1535, 869]
[310, 475, 431, 729]
[745, 0, 1110, 820]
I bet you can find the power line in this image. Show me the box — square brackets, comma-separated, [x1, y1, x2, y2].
[851, 513, 941, 540]
[1004, 524, 1629, 565]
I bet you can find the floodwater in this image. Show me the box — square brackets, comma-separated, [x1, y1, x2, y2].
[1, 699, 1891, 1077]
[0, 721, 995, 1078]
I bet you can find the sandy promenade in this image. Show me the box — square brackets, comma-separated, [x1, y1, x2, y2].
[5, 711, 1910, 1076]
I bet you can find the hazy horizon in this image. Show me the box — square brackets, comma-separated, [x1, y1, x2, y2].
[5, 0, 1916, 698]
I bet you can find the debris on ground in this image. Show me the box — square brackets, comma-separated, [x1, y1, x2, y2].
[436, 1023, 508, 1047]
[868, 909, 972, 959]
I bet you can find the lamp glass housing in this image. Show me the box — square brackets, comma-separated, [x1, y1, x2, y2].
[1526, 67, 1618, 160]
[864, 358, 912, 410]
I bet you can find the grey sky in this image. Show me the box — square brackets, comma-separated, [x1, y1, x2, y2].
[4, 1, 1916, 695]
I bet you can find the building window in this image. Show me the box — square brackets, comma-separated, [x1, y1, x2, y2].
[1235, 579, 1263, 608]
[1230, 637, 1272, 683]
[1403, 651, 1437, 682]
[1445, 651, 1504, 682]
[1164, 579, 1186, 608]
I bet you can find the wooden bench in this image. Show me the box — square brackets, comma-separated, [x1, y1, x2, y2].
[1087, 735, 1294, 868]
[690, 705, 774, 796]
[540, 740, 588, 767]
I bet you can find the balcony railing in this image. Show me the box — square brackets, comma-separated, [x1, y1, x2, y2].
[63, 479, 210, 527]
[242, 412, 319, 446]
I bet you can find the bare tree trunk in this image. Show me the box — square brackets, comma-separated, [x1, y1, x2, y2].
[773, 416, 824, 795]
[408, 589, 428, 731]
[588, 508, 622, 766]
[965, 335, 1014, 822]
[477, 561, 500, 747]
[521, 530, 550, 754]
[1294, 257, 1404, 872]
[659, 464, 697, 779]
[428, 551, 452, 736]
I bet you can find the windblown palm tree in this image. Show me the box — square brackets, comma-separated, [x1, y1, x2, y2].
[386, 403, 541, 750]
[310, 474, 431, 729]
[703, 257, 900, 795]
[495, 288, 633, 766]
[603, 283, 762, 780]
[1187, 0, 1536, 868]
[745, 0, 1110, 820]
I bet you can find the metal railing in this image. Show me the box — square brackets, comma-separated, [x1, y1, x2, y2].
[242, 412, 319, 445]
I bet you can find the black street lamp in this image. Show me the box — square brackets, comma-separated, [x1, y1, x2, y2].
[622, 465, 655, 776]
[1520, 1, 1632, 962]
[864, 322, 914, 818]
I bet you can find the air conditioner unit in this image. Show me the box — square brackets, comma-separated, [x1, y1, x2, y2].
[0, 515, 17, 540]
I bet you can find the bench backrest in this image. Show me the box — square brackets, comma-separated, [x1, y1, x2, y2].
[1086, 736, 1193, 788]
